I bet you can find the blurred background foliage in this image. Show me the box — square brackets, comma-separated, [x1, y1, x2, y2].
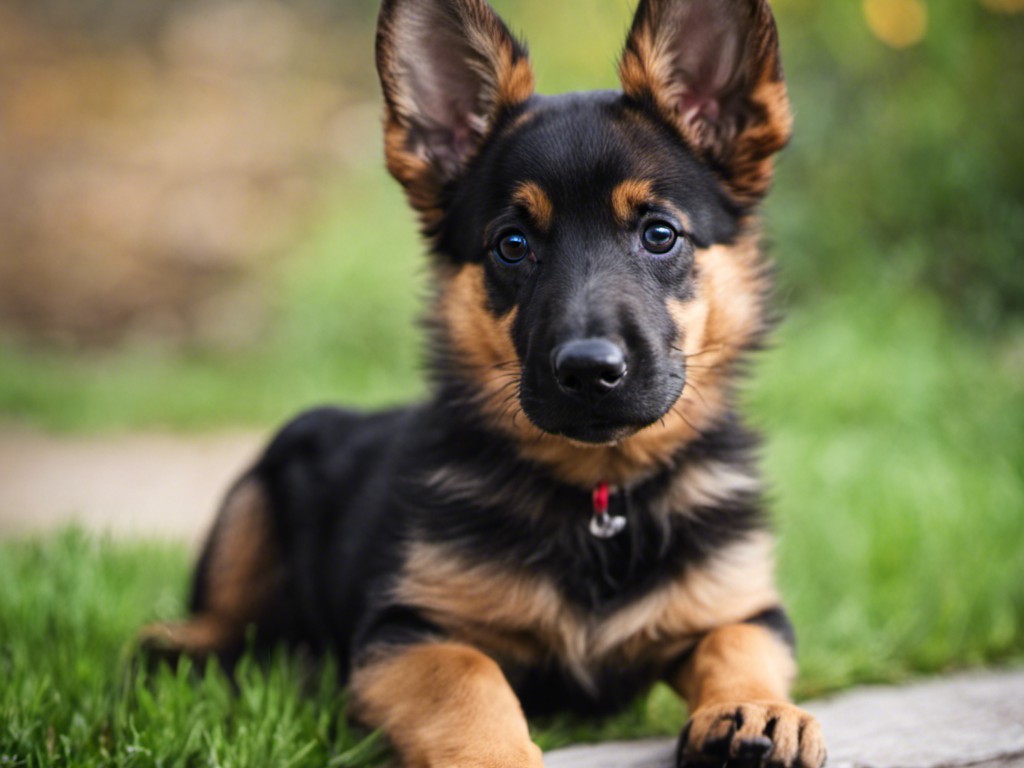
[0, 0, 1021, 429]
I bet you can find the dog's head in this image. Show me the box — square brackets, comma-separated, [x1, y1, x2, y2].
[376, 0, 791, 483]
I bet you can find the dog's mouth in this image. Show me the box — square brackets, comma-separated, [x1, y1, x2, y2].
[517, 393, 675, 446]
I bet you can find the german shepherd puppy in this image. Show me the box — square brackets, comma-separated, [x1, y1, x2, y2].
[141, 1, 828, 766]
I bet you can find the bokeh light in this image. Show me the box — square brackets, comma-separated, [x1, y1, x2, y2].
[863, 0, 928, 49]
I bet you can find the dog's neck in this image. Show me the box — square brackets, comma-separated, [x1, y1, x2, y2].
[415, 401, 765, 608]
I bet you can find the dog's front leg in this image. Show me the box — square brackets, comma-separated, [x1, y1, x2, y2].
[351, 642, 543, 768]
[671, 620, 827, 768]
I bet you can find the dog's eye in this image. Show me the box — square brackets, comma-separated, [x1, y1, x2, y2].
[641, 222, 678, 255]
[494, 231, 530, 265]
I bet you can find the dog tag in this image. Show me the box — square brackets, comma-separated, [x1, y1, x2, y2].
[590, 510, 627, 539]
[590, 482, 627, 539]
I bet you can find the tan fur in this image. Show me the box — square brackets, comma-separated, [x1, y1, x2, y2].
[512, 181, 553, 232]
[611, 179, 695, 233]
[673, 623, 794, 708]
[661, 457, 762, 512]
[459, 3, 535, 111]
[378, 0, 535, 230]
[350, 643, 543, 768]
[439, 263, 522, 413]
[139, 479, 281, 655]
[594, 533, 778, 662]
[395, 532, 779, 690]
[611, 178, 656, 225]
[618, 19, 660, 101]
[618, 1, 792, 205]
[382, 120, 446, 234]
[666, 228, 768, 399]
[496, 56, 535, 110]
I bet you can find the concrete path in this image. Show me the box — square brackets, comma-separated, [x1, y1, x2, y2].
[0, 427, 262, 547]
[545, 669, 1024, 768]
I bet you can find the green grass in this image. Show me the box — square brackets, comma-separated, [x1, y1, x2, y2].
[0, 531, 685, 765]
[0, 532, 382, 766]
[754, 288, 1024, 693]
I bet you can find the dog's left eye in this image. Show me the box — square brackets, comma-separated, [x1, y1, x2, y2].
[641, 222, 678, 255]
[494, 231, 531, 265]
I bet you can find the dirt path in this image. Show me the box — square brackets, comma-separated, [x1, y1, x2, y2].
[0, 427, 263, 547]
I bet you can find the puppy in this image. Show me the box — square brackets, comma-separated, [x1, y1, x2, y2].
[141, 1, 827, 766]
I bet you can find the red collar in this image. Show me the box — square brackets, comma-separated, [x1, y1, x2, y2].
[590, 481, 627, 538]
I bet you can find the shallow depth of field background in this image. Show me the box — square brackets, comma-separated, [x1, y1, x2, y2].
[1, 0, 1023, 765]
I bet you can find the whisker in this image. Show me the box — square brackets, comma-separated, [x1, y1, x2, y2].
[679, 363, 721, 372]
[683, 379, 709, 406]
[492, 378, 520, 397]
[670, 401, 702, 435]
[683, 345, 726, 360]
[496, 390, 520, 420]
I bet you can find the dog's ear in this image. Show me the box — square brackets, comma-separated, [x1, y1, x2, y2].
[376, 0, 534, 226]
[619, 0, 791, 206]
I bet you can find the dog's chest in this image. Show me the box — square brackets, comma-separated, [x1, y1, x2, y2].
[393, 532, 779, 685]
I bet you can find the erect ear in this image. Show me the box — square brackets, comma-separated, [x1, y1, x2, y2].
[619, 0, 792, 206]
[376, 0, 534, 228]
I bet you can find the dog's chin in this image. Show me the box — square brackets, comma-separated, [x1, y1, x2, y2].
[526, 416, 652, 447]
[553, 422, 641, 447]
[519, 383, 682, 447]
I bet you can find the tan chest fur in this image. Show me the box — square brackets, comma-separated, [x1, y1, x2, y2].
[394, 530, 779, 689]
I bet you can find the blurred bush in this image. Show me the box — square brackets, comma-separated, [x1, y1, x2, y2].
[0, 0, 380, 347]
[766, 0, 1024, 330]
[0, 0, 1020, 350]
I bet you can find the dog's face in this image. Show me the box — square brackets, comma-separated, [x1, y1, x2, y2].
[377, 0, 791, 461]
[443, 92, 740, 444]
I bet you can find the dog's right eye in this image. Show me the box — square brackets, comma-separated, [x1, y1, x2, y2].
[641, 222, 678, 255]
[494, 231, 531, 265]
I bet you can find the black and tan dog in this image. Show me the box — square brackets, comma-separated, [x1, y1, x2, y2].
[141, 0, 827, 766]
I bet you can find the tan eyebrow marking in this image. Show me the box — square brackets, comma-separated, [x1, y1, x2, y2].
[612, 179, 694, 235]
[611, 179, 656, 225]
[512, 181, 553, 231]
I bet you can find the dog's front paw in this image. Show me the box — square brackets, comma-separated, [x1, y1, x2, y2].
[676, 701, 826, 768]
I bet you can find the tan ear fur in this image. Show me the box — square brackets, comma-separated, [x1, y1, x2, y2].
[619, 0, 792, 206]
[376, 0, 535, 232]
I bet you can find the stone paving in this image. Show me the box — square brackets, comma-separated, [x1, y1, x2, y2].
[545, 669, 1024, 768]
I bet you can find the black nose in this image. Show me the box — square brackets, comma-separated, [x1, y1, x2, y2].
[552, 338, 627, 400]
